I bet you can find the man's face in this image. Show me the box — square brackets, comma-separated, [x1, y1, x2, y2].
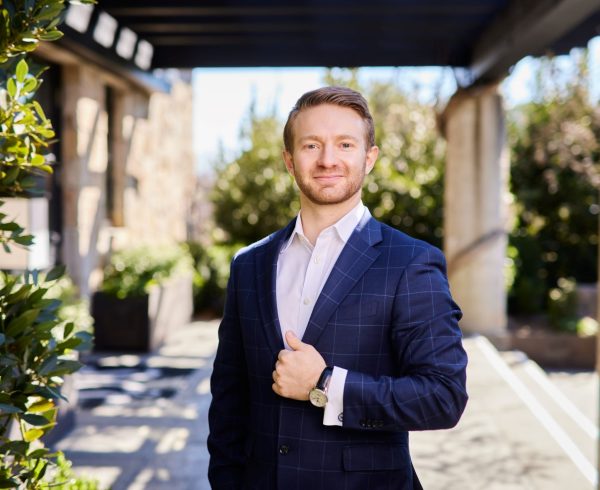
[283, 104, 378, 207]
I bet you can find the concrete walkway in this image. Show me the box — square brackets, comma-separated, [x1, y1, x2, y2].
[53, 320, 598, 490]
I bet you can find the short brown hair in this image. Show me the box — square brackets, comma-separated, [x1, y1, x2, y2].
[283, 86, 375, 152]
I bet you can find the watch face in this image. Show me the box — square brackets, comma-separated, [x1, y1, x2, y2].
[309, 389, 327, 407]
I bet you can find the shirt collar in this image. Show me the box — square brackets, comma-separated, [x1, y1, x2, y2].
[280, 201, 366, 254]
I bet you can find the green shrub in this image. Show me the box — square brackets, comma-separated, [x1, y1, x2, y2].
[100, 245, 194, 299]
[46, 276, 93, 333]
[0, 268, 92, 488]
[547, 277, 578, 332]
[1, 1, 95, 487]
[576, 316, 598, 337]
[187, 242, 243, 314]
[508, 54, 600, 315]
[40, 452, 100, 489]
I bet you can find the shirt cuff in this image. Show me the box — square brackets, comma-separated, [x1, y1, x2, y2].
[323, 366, 347, 426]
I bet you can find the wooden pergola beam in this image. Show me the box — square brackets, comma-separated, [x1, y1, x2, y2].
[470, 0, 600, 85]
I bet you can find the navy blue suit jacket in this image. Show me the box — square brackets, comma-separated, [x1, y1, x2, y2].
[208, 212, 468, 489]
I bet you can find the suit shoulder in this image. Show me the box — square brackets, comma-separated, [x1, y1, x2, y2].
[231, 235, 271, 266]
[233, 235, 270, 259]
[231, 224, 290, 265]
[376, 222, 447, 267]
[379, 222, 439, 252]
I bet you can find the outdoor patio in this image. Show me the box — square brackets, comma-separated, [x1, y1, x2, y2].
[53, 319, 597, 490]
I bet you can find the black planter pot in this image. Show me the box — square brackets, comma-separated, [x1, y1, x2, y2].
[92, 275, 193, 352]
[92, 292, 150, 351]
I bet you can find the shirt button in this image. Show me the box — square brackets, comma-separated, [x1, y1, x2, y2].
[303, 297, 311, 305]
[279, 445, 289, 455]
[314, 256, 320, 264]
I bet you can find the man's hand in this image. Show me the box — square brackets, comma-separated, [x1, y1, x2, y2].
[272, 331, 327, 400]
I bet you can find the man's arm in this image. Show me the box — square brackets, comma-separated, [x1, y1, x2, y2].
[342, 245, 468, 431]
[272, 245, 468, 431]
[208, 260, 250, 489]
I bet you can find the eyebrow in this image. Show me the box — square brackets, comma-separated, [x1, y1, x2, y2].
[298, 134, 360, 143]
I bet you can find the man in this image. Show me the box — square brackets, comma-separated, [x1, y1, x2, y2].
[208, 86, 468, 490]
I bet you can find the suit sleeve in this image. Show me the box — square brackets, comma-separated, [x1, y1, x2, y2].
[207, 258, 250, 489]
[342, 245, 468, 432]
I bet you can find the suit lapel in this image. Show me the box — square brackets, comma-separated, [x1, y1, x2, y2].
[302, 213, 383, 346]
[255, 218, 296, 356]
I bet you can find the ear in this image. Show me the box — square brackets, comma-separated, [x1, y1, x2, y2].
[282, 150, 295, 176]
[365, 145, 379, 174]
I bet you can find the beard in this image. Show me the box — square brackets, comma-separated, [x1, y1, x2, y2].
[293, 165, 366, 206]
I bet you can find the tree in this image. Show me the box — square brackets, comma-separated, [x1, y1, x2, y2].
[0, 1, 94, 488]
[508, 52, 600, 315]
[364, 81, 445, 248]
[211, 111, 298, 245]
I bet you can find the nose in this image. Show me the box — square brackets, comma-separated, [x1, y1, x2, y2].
[319, 143, 337, 167]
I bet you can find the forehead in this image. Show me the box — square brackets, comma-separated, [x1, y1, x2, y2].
[291, 104, 366, 140]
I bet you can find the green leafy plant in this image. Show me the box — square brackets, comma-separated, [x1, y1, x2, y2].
[0, 56, 53, 252]
[39, 453, 99, 490]
[547, 277, 578, 332]
[508, 53, 600, 319]
[0, 267, 93, 488]
[1, 0, 68, 63]
[100, 245, 194, 299]
[46, 276, 93, 333]
[187, 241, 242, 314]
[1, 1, 96, 488]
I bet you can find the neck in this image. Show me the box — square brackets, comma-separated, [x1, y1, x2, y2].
[299, 193, 361, 245]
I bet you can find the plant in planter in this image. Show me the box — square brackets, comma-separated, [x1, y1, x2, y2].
[92, 244, 195, 352]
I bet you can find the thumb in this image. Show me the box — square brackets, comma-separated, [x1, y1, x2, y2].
[285, 330, 304, 350]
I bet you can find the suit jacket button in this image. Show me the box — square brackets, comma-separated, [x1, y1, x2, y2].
[359, 419, 366, 427]
[279, 445, 289, 455]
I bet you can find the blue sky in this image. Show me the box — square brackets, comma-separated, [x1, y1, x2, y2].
[193, 38, 600, 174]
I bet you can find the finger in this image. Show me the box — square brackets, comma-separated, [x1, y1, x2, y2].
[278, 349, 289, 361]
[285, 330, 304, 351]
[272, 370, 278, 382]
[272, 383, 279, 395]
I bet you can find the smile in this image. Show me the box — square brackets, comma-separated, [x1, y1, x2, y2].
[314, 175, 343, 181]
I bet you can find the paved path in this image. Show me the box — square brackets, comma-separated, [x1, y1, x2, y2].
[53, 320, 598, 489]
[55, 320, 219, 490]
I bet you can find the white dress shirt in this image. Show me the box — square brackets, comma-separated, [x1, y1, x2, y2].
[276, 201, 366, 426]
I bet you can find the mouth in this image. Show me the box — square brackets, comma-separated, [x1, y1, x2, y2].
[314, 175, 343, 183]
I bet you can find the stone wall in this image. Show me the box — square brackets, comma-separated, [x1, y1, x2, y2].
[121, 82, 195, 245]
[58, 61, 194, 297]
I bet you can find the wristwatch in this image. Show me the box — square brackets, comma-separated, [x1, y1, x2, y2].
[309, 366, 333, 407]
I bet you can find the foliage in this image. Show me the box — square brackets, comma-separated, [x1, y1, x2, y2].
[508, 53, 600, 318]
[575, 316, 598, 337]
[547, 278, 599, 336]
[40, 453, 99, 490]
[211, 112, 298, 245]
[187, 241, 243, 314]
[0, 0, 68, 63]
[547, 277, 578, 332]
[46, 276, 93, 333]
[364, 82, 445, 247]
[0, 57, 53, 252]
[0, 0, 82, 250]
[0, 267, 93, 488]
[0, 1, 95, 488]
[210, 71, 445, 248]
[100, 244, 194, 299]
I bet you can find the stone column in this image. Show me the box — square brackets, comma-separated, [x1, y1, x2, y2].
[442, 83, 509, 335]
[61, 64, 108, 298]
